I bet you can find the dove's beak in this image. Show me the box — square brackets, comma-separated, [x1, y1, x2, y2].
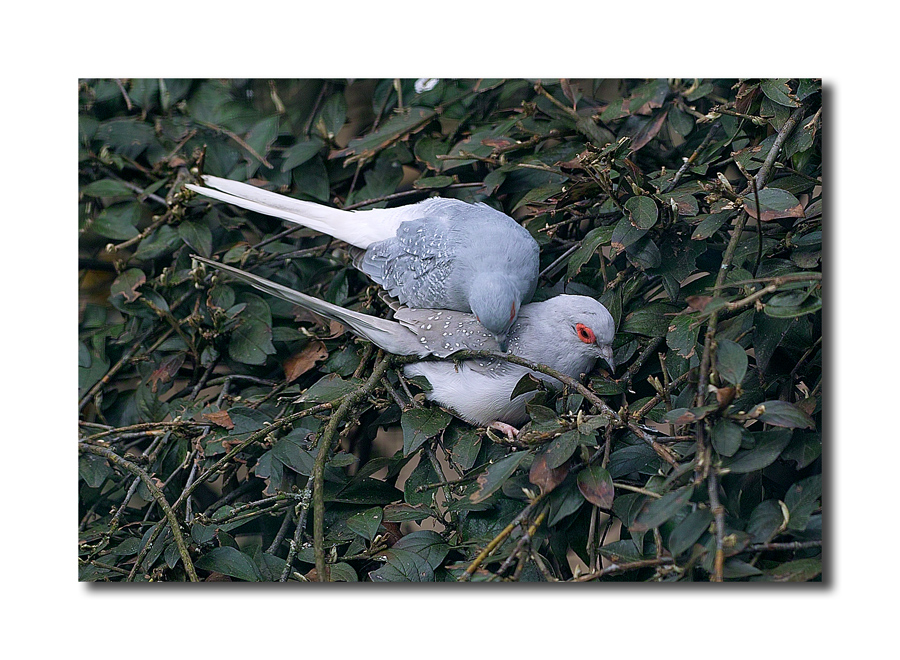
[599, 345, 615, 373]
[497, 335, 509, 353]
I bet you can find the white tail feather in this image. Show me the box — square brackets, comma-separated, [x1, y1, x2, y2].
[186, 175, 405, 248]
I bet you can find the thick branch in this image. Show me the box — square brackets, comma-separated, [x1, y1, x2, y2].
[312, 352, 391, 581]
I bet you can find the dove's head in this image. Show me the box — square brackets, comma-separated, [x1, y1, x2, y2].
[528, 295, 617, 373]
[469, 274, 527, 352]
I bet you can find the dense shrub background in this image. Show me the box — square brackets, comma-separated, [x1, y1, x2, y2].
[78, 78, 822, 582]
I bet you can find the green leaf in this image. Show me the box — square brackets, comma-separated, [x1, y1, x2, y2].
[630, 485, 694, 533]
[721, 428, 792, 474]
[469, 451, 530, 503]
[610, 214, 647, 253]
[547, 482, 585, 526]
[336, 107, 436, 164]
[753, 314, 794, 374]
[92, 202, 141, 240]
[299, 373, 361, 403]
[82, 178, 134, 198]
[244, 115, 279, 164]
[368, 548, 434, 582]
[401, 406, 452, 456]
[626, 237, 662, 270]
[79, 455, 112, 488]
[667, 507, 713, 556]
[281, 137, 325, 172]
[666, 314, 699, 359]
[317, 93, 347, 140]
[177, 220, 213, 257]
[715, 339, 748, 386]
[576, 465, 614, 509]
[543, 429, 580, 469]
[621, 303, 679, 337]
[194, 546, 261, 581]
[724, 558, 763, 578]
[567, 226, 614, 279]
[757, 558, 821, 582]
[784, 474, 821, 531]
[510, 373, 543, 401]
[346, 507, 383, 542]
[228, 294, 276, 365]
[751, 400, 815, 429]
[134, 225, 181, 260]
[691, 211, 732, 241]
[607, 443, 663, 479]
[782, 432, 821, 469]
[711, 419, 743, 457]
[445, 427, 481, 472]
[759, 79, 800, 107]
[686, 81, 714, 102]
[747, 500, 786, 543]
[392, 530, 450, 569]
[412, 175, 455, 189]
[625, 195, 658, 230]
[598, 540, 644, 563]
[763, 296, 822, 318]
[328, 562, 358, 582]
[743, 188, 804, 222]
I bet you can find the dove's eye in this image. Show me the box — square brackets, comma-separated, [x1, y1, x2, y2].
[575, 323, 595, 344]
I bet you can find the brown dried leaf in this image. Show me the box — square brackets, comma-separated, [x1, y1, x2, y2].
[327, 320, 346, 338]
[147, 353, 185, 392]
[202, 410, 234, 429]
[735, 83, 759, 114]
[283, 340, 329, 382]
[204, 572, 232, 582]
[715, 386, 736, 409]
[576, 466, 615, 509]
[685, 295, 713, 312]
[528, 453, 570, 494]
[631, 109, 669, 152]
[796, 397, 817, 416]
[110, 268, 146, 303]
[481, 137, 517, 149]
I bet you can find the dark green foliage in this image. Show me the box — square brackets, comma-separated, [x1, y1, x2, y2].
[79, 78, 821, 582]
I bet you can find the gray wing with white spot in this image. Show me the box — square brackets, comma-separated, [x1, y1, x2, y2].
[392, 306, 526, 379]
[393, 308, 500, 358]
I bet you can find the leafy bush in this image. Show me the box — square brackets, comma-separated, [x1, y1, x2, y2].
[78, 78, 822, 582]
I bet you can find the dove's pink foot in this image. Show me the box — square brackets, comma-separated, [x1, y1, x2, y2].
[488, 421, 520, 441]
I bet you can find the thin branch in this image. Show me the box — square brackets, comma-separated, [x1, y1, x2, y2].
[745, 103, 808, 193]
[79, 443, 198, 582]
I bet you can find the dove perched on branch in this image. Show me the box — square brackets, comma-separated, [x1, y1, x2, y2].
[192, 256, 615, 427]
[185, 175, 540, 351]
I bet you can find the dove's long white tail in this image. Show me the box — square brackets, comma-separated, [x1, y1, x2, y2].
[185, 175, 405, 248]
[191, 256, 424, 357]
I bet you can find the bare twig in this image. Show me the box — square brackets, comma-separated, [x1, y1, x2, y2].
[79, 443, 198, 582]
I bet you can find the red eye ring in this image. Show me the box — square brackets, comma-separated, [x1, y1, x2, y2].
[575, 323, 595, 344]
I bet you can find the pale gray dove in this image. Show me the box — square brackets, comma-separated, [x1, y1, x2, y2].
[192, 256, 615, 427]
[185, 175, 540, 351]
